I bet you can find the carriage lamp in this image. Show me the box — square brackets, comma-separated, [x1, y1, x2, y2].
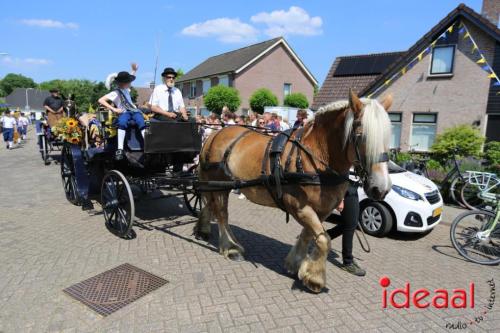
[392, 185, 422, 201]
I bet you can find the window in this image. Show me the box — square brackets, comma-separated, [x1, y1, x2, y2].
[388, 113, 402, 149]
[202, 79, 210, 94]
[218, 75, 229, 86]
[411, 113, 437, 151]
[430, 45, 455, 75]
[190, 82, 196, 98]
[284, 83, 292, 97]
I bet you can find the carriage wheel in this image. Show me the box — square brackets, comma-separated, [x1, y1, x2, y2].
[40, 134, 50, 165]
[101, 170, 135, 238]
[60, 144, 80, 205]
[183, 189, 204, 217]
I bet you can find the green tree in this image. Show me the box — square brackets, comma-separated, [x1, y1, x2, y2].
[249, 88, 278, 114]
[0, 73, 37, 96]
[176, 68, 185, 79]
[430, 125, 485, 165]
[284, 92, 309, 108]
[130, 86, 138, 103]
[39, 79, 110, 112]
[204, 85, 241, 114]
[484, 141, 500, 172]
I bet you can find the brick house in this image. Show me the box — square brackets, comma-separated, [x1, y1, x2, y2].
[313, 1, 500, 151]
[176, 37, 318, 114]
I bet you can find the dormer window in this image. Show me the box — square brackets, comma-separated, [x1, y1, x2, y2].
[430, 45, 455, 75]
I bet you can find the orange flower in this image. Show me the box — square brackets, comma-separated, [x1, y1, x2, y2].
[70, 137, 80, 144]
[66, 119, 77, 128]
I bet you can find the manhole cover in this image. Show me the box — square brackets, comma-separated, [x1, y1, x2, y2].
[63, 263, 168, 316]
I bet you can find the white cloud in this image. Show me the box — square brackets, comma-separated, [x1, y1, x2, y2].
[19, 19, 79, 30]
[181, 18, 258, 43]
[1, 56, 51, 66]
[251, 6, 322, 37]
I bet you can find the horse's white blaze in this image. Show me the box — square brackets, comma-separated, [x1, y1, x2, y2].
[317, 97, 392, 198]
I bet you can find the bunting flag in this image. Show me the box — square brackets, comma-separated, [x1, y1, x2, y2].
[364, 20, 500, 98]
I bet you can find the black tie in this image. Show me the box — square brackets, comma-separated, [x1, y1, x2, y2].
[167, 87, 174, 112]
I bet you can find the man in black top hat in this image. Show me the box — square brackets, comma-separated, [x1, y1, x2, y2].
[150, 67, 187, 121]
[98, 71, 146, 160]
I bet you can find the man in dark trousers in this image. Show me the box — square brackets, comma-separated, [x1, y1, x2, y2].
[327, 175, 366, 276]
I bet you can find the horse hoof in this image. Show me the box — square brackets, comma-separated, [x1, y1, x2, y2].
[228, 252, 245, 262]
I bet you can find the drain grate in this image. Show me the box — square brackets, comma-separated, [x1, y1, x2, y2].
[63, 263, 168, 316]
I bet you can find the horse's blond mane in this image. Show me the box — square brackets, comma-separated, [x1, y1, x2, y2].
[316, 98, 391, 166]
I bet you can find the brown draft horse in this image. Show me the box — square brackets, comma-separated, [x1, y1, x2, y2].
[195, 90, 393, 293]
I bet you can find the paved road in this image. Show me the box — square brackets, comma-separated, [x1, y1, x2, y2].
[0, 131, 498, 332]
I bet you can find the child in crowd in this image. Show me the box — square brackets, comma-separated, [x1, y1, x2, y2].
[1, 110, 17, 149]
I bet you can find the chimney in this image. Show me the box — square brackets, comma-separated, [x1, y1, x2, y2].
[481, 0, 500, 26]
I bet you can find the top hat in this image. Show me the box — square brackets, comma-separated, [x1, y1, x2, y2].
[161, 67, 177, 78]
[114, 71, 136, 84]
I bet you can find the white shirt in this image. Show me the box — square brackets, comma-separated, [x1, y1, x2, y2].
[280, 121, 290, 131]
[103, 89, 136, 112]
[149, 84, 185, 112]
[1, 116, 17, 129]
[18, 116, 29, 127]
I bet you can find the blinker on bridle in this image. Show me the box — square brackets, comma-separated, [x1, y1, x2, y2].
[350, 121, 389, 182]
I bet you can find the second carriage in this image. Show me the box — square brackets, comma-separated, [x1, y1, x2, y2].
[60, 110, 204, 238]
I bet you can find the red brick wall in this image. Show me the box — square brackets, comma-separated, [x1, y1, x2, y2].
[233, 44, 316, 110]
[482, 0, 500, 26]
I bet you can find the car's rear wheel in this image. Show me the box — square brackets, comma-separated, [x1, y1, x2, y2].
[360, 202, 393, 237]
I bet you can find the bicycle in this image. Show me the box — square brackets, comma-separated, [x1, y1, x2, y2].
[435, 152, 470, 207]
[450, 191, 500, 265]
[460, 170, 500, 211]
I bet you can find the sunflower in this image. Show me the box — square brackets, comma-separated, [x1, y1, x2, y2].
[70, 137, 80, 144]
[66, 119, 77, 128]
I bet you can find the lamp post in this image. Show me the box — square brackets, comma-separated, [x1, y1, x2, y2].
[25, 88, 33, 111]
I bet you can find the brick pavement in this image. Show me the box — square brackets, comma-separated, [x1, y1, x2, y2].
[0, 132, 498, 332]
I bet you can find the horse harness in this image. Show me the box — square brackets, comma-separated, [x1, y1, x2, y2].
[201, 126, 352, 221]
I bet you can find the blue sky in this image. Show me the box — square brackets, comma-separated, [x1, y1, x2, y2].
[0, 0, 483, 87]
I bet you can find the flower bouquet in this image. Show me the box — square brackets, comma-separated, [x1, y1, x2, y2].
[52, 117, 82, 145]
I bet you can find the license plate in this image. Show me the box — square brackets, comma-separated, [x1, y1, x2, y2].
[433, 207, 442, 217]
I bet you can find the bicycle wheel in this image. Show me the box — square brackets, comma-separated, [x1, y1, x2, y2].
[450, 176, 467, 208]
[460, 182, 498, 211]
[450, 210, 500, 265]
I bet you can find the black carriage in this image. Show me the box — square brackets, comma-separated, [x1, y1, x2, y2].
[35, 118, 64, 165]
[60, 112, 204, 239]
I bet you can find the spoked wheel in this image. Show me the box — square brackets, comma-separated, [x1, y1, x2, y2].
[450, 210, 500, 265]
[460, 182, 496, 211]
[449, 176, 467, 208]
[40, 134, 50, 165]
[60, 144, 80, 205]
[183, 188, 204, 217]
[101, 170, 135, 239]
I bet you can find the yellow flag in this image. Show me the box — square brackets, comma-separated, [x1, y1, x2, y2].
[463, 32, 470, 39]
[418, 52, 424, 61]
[384, 79, 391, 86]
[431, 40, 437, 47]
[488, 73, 497, 79]
[472, 44, 478, 52]
[447, 25, 454, 34]
[401, 67, 407, 75]
[477, 57, 486, 64]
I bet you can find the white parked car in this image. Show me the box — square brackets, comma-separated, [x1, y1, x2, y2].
[358, 161, 443, 237]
